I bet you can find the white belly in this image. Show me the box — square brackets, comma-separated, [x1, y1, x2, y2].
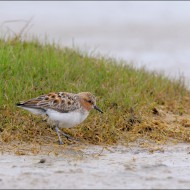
[46, 109, 89, 128]
[18, 107, 46, 115]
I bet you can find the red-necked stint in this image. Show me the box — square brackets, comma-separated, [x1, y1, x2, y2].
[16, 92, 103, 145]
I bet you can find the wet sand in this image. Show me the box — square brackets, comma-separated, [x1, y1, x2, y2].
[0, 142, 190, 189]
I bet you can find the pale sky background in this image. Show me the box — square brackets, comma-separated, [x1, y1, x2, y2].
[1, 1, 190, 86]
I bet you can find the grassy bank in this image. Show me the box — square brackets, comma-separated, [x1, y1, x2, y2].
[1, 37, 190, 146]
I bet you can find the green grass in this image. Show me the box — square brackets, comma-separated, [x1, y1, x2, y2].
[1, 37, 190, 146]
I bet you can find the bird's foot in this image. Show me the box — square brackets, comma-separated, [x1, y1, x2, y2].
[59, 131, 80, 142]
[59, 140, 64, 145]
[55, 126, 80, 145]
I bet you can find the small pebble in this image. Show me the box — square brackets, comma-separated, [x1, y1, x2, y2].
[39, 158, 46, 163]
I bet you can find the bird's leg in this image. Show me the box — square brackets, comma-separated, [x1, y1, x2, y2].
[58, 129, 75, 141]
[55, 126, 80, 144]
[55, 126, 64, 145]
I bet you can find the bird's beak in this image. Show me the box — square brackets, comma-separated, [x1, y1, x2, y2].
[94, 105, 103, 113]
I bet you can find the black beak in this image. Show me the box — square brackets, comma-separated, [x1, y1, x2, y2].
[94, 105, 103, 113]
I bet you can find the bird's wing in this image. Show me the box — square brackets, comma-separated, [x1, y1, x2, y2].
[18, 92, 81, 113]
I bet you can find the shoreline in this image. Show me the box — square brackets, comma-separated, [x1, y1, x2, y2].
[0, 142, 190, 189]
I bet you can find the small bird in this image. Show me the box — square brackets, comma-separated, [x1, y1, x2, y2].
[16, 91, 103, 145]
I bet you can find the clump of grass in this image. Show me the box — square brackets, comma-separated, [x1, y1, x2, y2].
[1, 37, 190, 147]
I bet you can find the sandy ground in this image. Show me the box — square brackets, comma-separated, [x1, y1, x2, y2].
[0, 142, 190, 189]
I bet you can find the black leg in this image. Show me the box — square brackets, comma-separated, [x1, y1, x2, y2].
[55, 126, 80, 144]
[58, 130, 75, 141]
[55, 126, 64, 145]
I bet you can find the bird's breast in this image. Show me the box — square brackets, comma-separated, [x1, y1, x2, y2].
[46, 109, 89, 128]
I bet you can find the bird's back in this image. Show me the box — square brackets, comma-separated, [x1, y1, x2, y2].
[16, 92, 81, 114]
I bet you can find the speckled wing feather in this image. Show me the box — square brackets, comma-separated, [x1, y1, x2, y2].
[18, 92, 81, 113]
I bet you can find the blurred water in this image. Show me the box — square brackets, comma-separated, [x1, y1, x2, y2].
[1, 1, 190, 86]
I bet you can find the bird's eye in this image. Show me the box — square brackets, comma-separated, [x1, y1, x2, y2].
[87, 100, 92, 104]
